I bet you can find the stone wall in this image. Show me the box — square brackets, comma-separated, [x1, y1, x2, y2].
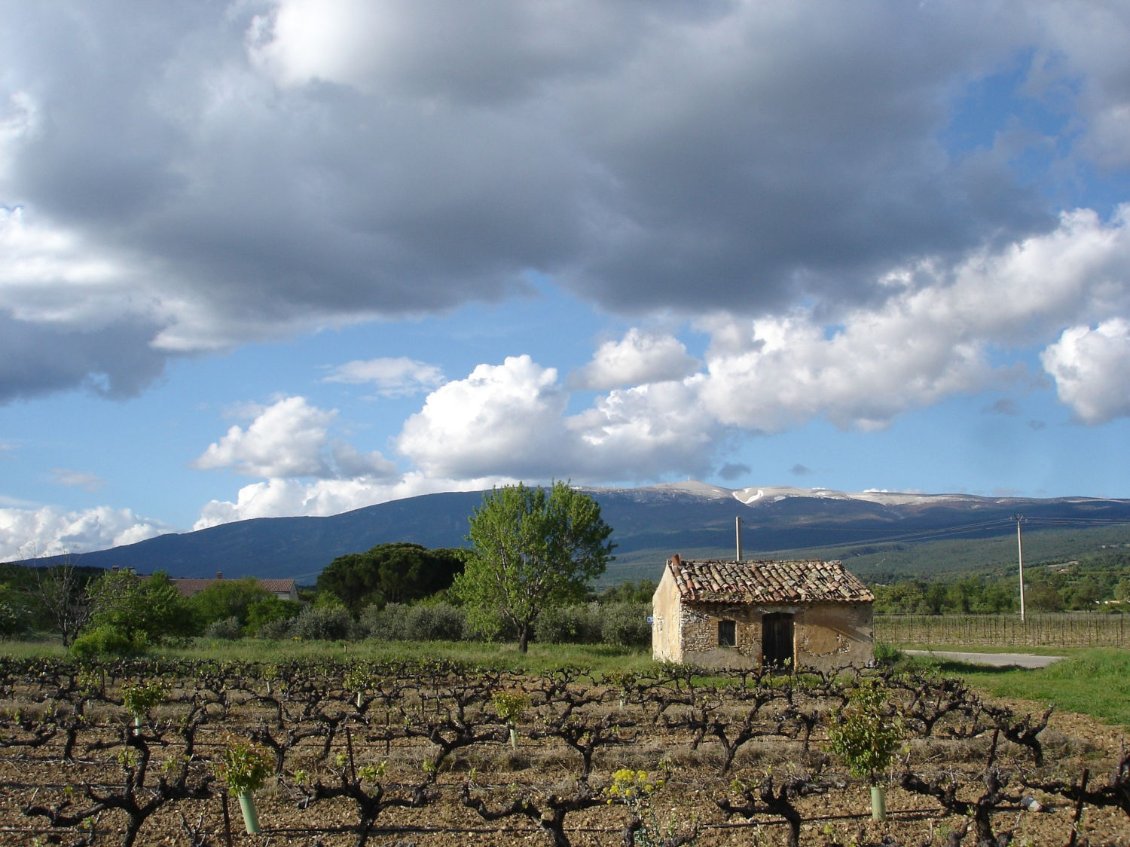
[677, 601, 873, 670]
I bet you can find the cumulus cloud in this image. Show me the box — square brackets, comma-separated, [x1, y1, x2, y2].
[0, 505, 167, 562]
[398, 356, 569, 478]
[384, 204, 1130, 491]
[567, 380, 716, 479]
[4, 2, 1130, 543]
[1041, 319, 1130, 424]
[696, 207, 1130, 431]
[323, 357, 444, 396]
[194, 396, 397, 479]
[393, 353, 709, 483]
[3, 2, 1127, 400]
[571, 329, 698, 390]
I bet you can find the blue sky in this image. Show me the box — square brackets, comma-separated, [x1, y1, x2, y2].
[2, 1, 1130, 560]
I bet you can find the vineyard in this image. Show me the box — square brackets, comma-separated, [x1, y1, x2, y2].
[875, 613, 1130, 648]
[0, 656, 1127, 846]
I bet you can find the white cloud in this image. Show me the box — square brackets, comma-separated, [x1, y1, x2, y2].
[1041, 319, 1130, 424]
[568, 379, 715, 478]
[247, 0, 388, 92]
[194, 396, 397, 479]
[323, 356, 444, 396]
[0, 505, 167, 561]
[395, 353, 715, 483]
[572, 329, 698, 390]
[397, 355, 569, 478]
[695, 206, 1130, 432]
[697, 311, 990, 433]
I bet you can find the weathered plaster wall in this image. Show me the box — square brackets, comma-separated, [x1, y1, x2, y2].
[794, 602, 873, 671]
[651, 568, 683, 662]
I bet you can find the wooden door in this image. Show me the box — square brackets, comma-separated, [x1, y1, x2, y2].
[761, 612, 794, 669]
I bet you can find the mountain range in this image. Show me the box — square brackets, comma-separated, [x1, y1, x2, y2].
[14, 482, 1130, 584]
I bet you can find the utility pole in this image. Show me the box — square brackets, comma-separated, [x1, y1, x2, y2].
[1014, 514, 1026, 622]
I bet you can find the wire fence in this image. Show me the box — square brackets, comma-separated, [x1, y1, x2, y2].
[875, 612, 1129, 648]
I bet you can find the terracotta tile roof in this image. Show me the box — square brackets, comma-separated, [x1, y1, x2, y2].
[172, 577, 297, 598]
[257, 579, 299, 595]
[666, 556, 874, 604]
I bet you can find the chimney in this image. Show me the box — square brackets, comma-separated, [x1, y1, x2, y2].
[670, 553, 682, 567]
[735, 516, 743, 562]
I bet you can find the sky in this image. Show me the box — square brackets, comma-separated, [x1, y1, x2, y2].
[2, 1, 1130, 562]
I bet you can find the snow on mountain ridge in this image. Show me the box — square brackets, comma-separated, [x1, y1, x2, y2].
[627, 481, 1018, 508]
[586, 480, 1114, 508]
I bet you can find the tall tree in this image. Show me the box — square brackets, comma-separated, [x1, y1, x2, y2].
[317, 543, 466, 614]
[29, 563, 97, 646]
[454, 482, 614, 653]
[86, 570, 192, 646]
[187, 577, 275, 629]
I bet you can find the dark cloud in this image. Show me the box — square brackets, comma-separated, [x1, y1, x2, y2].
[0, 2, 1112, 397]
[790, 464, 812, 477]
[0, 315, 167, 403]
[718, 462, 751, 481]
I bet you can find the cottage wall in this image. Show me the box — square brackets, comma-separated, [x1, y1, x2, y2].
[794, 602, 873, 670]
[678, 603, 762, 668]
[675, 601, 873, 670]
[650, 568, 684, 662]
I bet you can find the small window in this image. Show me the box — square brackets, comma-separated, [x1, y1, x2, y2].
[718, 619, 736, 647]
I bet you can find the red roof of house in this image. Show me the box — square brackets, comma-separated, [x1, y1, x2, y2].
[171, 577, 297, 598]
[666, 556, 873, 604]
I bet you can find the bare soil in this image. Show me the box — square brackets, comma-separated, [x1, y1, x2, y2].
[0, 664, 1127, 847]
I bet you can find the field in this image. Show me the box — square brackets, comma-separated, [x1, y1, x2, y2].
[1, 655, 1128, 847]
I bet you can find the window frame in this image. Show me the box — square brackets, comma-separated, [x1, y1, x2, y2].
[718, 618, 736, 647]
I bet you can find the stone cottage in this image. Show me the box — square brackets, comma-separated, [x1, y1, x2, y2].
[651, 554, 874, 670]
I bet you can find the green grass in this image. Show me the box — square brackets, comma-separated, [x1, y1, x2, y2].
[905, 648, 1130, 729]
[0, 639, 68, 660]
[2, 637, 658, 676]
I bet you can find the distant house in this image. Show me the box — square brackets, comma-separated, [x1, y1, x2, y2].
[171, 572, 299, 603]
[652, 555, 874, 671]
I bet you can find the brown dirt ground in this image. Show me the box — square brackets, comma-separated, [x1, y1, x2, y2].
[1, 684, 1128, 846]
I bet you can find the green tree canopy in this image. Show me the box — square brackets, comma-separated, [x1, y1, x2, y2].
[597, 579, 657, 604]
[188, 577, 275, 629]
[85, 570, 192, 648]
[453, 482, 614, 653]
[316, 543, 467, 614]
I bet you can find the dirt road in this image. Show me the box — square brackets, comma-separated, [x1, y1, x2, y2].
[903, 649, 1066, 668]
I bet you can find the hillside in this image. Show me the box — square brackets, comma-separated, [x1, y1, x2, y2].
[13, 482, 1130, 585]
